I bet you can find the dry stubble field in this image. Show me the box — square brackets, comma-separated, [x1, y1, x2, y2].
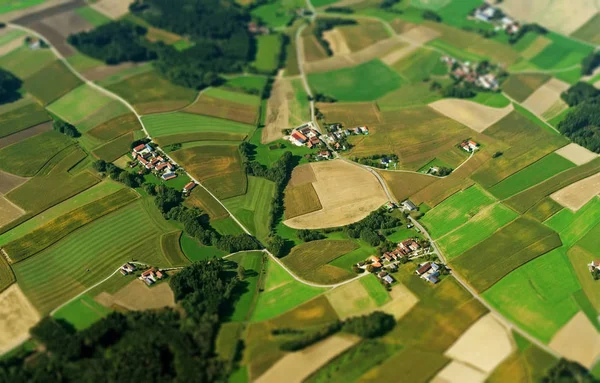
[428, 99, 513, 133]
[0, 284, 39, 355]
[550, 173, 600, 211]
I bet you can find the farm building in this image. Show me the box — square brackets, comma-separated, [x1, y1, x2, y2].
[139, 268, 165, 286]
[416, 262, 431, 276]
[162, 172, 177, 180]
[588, 260, 600, 272]
[378, 271, 394, 285]
[460, 140, 479, 152]
[183, 181, 197, 193]
[402, 200, 417, 211]
[120, 263, 137, 275]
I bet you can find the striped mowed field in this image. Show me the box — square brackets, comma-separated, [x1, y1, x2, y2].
[141, 112, 255, 137]
[13, 200, 175, 314]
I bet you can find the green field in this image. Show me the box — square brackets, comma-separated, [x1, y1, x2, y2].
[452, 217, 562, 292]
[250, 0, 303, 28]
[437, 203, 519, 260]
[5, 189, 139, 262]
[23, 61, 82, 105]
[308, 60, 404, 102]
[359, 274, 391, 306]
[0, 29, 24, 46]
[77, 101, 131, 133]
[0, 0, 45, 13]
[483, 248, 581, 343]
[529, 32, 594, 70]
[222, 176, 276, 242]
[227, 251, 265, 321]
[91, 132, 133, 162]
[251, 257, 328, 321]
[223, 75, 268, 95]
[377, 82, 444, 111]
[0, 46, 55, 79]
[13, 200, 174, 314]
[525, 197, 563, 222]
[0, 181, 124, 246]
[160, 231, 191, 266]
[86, 112, 140, 143]
[203, 88, 261, 106]
[180, 234, 227, 261]
[74, 6, 111, 26]
[184, 186, 229, 219]
[0, 130, 73, 176]
[212, 216, 245, 236]
[66, 53, 104, 73]
[470, 91, 511, 108]
[53, 294, 111, 330]
[567, 224, 600, 312]
[488, 153, 575, 199]
[142, 112, 254, 137]
[253, 34, 282, 73]
[421, 185, 495, 239]
[281, 239, 357, 284]
[47, 84, 114, 124]
[502, 73, 551, 102]
[505, 158, 600, 213]
[392, 48, 446, 82]
[0, 101, 50, 138]
[545, 197, 600, 248]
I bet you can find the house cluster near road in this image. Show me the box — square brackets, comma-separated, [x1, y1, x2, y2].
[415, 262, 443, 284]
[131, 143, 177, 180]
[322, 123, 368, 151]
[441, 55, 501, 91]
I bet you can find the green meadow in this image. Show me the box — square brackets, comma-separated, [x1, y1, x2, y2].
[252, 34, 282, 73]
[53, 294, 111, 330]
[47, 84, 114, 124]
[142, 112, 255, 137]
[203, 88, 261, 106]
[544, 197, 600, 248]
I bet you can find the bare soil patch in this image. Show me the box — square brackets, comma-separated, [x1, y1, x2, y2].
[255, 334, 360, 383]
[83, 62, 138, 82]
[549, 312, 600, 369]
[497, 0, 599, 35]
[40, 10, 92, 37]
[432, 361, 486, 383]
[0, 284, 40, 355]
[428, 100, 513, 133]
[2, 0, 83, 23]
[0, 122, 53, 150]
[0, 170, 28, 195]
[91, 0, 134, 19]
[550, 175, 600, 211]
[399, 24, 441, 44]
[323, 29, 351, 56]
[325, 279, 378, 319]
[263, 72, 291, 144]
[379, 282, 418, 319]
[555, 143, 598, 166]
[111, 279, 175, 311]
[444, 313, 514, 374]
[284, 160, 388, 229]
[287, 164, 317, 187]
[522, 78, 570, 116]
[26, 20, 75, 56]
[0, 196, 24, 227]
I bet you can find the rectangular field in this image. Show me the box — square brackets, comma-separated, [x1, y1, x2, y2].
[451, 217, 562, 292]
[91, 132, 134, 162]
[0, 47, 55, 79]
[142, 112, 254, 138]
[183, 95, 259, 126]
[184, 186, 229, 219]
[52, 294, 111, 330]
[284, 182, 323, 219]
[12, 201, 173, 314]
[87, 113, 141, 141]
[253, 34, 282, 73]
[529, 32, 593, 71]
[47, 84, 114, 124]
[502, 74, 551, 102]
[488, 153, 575, 199]
[0, 102, 50, 139]
[23, 61, 82, 105]
[544, 197, 600, 248]
[391, 48, 445, 82]
[437, 203, 519, 260]
[76, 101, 131, 133]
[421, 185, 496, 239]
[483, 248, 581, 343]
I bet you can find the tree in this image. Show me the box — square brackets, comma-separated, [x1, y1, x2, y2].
[237, 264, 246, 280]
[541, 359, 597, 383]
[343, 311, 395, 338]
[92, 159, 107, 172]
[52, 118, 80, 137]
[352, 264, 364, 274]
[422, 10, 442, 22]
[366, 264, 374, 273]
[0, 68, 21, 104]
[268, 235, 286, 257]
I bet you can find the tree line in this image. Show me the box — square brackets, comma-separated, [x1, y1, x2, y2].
[0, 260, 239, 382]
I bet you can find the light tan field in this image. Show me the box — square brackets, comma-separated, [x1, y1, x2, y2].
[0, 196, 24, 227]
[444, 313, 514, 374]
[323, 29, 351, 56]
[262, 72, 290, 144]
[255, 334, 360, 383]
[497, 0, 599, 34]
[522, 78, 570, 116]
[542, 99, 569, 120]
[379, 282, 418, 319]
[0, 170, 27, 195]
[398, 24, 441, 44]
[520, 35, 553, 60]
[381, 45, 417, 66]
[428, 100, 513, 133]
[0, 284, 40, 355]
[284, 160, 388, 229]
[551, 176, 600, 211]
[288, 164, 317, 187]
[549, 312, 600, 369]
[92, 0, 135, 19]
[433, 361, 486, 383]
[0, 32, 24, 56]
[326, 278, 379, 319]
[555, 143, 598, 165]
[304, 35, 407, 74]
[110, 279, 176, 310]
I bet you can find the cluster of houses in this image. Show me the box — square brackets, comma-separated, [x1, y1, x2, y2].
[382, 239, 422, 262]
[473, 3, 521, 35]
[120, 263, 137, 276]
[441, 56, 500, 91]
[415, 262, 442, 284]
[131, 143, 177, 181]
[460, 140, 480, 153]
[140, 268, 166, 286]
[290, 123, 323, 148]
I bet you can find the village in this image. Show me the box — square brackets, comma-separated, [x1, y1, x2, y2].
[441, 55, 502, 91]
[131, 142, 178, 181]
[287, 121, 368, 161]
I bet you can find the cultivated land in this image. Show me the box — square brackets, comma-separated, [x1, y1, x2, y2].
[502, 74, 551, 102]
[545, 197, 600, 248]
[0, 284, 39, 355]
[521, 78, 570, 117]
[184, 90, 260, 126]
[284, 160, 388, 229]
[0, 102, 50, 139]
[0, 170, 27, 195]
[428, 99, 513, 133]
[142, 112, 254, 138]
[53, 294, 111, 331]
[47, 84, 114, 124]
[549, 312, 600, 369]
[555, 143, 598, 165]
[550, 173, 600, 212]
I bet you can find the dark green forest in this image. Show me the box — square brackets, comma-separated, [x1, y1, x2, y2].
[559, 82, 600, 153]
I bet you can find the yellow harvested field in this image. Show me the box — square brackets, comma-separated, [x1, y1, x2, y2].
[444, 313, 514, 374]
[284, 160, 388, 229]
[549, 312, 600, 369]
[381, 45, 417, 66]
[555, 143, 598, 165]
[325, 278, 379, 319]
[323, 29, 351, 56]
[428, 100, 513, 133]
[432, 361, 486, 383]
[497, 0, 599, 34]
[109, 279, 176, 310]
[379, 282, 418, 319]
[550, 176, 600, 211]
[0, 196, 24, 227]
[0, 284, 39, 355]
[520, 35, 553, 60]
[92, 0, 135, 19]
[399, 24, 441, 44]
[522, 78, 570, 116]
[304, 36, 407, 74]
[284, 183, 322, 219]
[255, 334, 360, 383]
[263, 73, 300, 144]
[288, 163, 317, 187]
